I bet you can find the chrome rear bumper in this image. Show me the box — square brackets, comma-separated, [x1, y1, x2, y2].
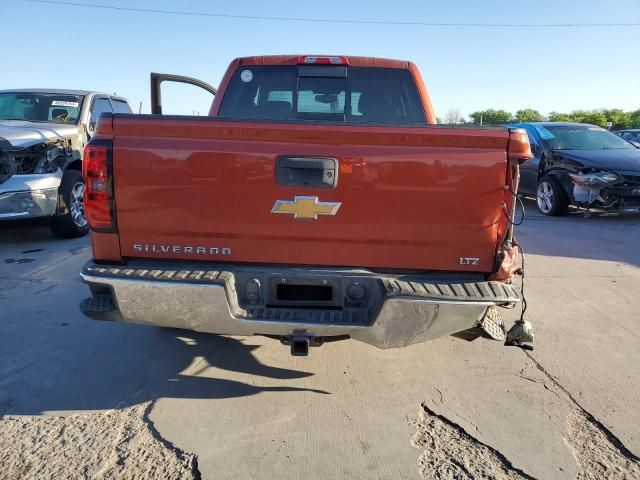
[80, 262, 521, 349]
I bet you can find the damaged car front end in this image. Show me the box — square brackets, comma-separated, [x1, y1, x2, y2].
[1, 89, 132, 236]
[0, 137, 75, 219]
[0, 90, 85, 230]
[568, 170, 640, 212]
[514, 122, 640, 216]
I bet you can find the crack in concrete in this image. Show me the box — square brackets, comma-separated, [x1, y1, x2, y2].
[523, 351, 639, 461]
[565, 410, 640, 479]
[515, 373, 558, 398]
[35, 284, 57, 295]
[411, 403, 536, 480]
[520, 351, 640, 479]
[0, 275, 45, 298]
[434, 386, 444, 404]
[453, 411, 482, 435]
[412, 349, 640, 480]
[0, 354, 50, 385]
[141, 401, 201, 480]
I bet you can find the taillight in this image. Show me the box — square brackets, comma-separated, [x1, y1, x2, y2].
[83, 142, 116, 232]
[497, 128, 531, 241]
[297, 56, 349, 65]
[507, 128, 533, 164]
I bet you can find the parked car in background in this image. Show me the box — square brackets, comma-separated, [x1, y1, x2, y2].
[511, 122, 640, 216]
[0, 89, 132, 237]
[614, 129, 640, 147]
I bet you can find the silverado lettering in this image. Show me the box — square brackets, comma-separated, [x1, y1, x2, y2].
[79, 55, 532, 356]
[132, 244, 232, 255]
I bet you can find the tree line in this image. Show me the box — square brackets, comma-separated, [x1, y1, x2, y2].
[439, 108, 640, 129]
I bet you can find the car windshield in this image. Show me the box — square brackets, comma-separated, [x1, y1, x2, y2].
[0, 92, 85, 124]
[537, 124, 634, 150]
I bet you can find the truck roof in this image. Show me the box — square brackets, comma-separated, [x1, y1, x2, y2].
[518, 122, 600, 128]
[235, 55, 410, 69]
[0, 88, 128, 102]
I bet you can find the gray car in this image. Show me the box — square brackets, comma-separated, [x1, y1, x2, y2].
[0, 89, 132, 237]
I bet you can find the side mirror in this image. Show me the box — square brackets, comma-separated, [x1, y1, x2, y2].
[83, 122, 94, 141]
[530, 143, 540, 155]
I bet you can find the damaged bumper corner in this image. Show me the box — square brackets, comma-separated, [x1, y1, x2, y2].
[0, 170, 62, 220]
[570, 172, 640, 212]
[573, 183, 640, 212]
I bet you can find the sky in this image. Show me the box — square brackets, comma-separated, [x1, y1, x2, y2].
[1, 0, 639, 118]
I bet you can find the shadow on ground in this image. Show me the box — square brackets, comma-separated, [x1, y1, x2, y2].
[515, 200, 640, 267]
[0, 218, 86, 265]
[0, 218, 56, 243]
[0, 327, 328, 416]
[0, 219, 327, 417]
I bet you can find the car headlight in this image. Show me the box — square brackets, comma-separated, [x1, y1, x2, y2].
[569, 172, 621, 186]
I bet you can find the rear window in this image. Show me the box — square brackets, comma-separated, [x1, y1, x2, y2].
[218, 66, 425, 125]
[112, 99, 132, 114]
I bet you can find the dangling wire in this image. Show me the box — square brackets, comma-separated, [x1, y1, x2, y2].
[516, 243, 527, 322]
[502, 185, 526, 226]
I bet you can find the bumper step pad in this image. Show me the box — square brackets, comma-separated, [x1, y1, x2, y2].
[382, 279, 521, 303]
[83, 265, 227, 284]
[84, 265, 521, 304]
[80, 294, 120, 321]
[478, 306, 507, 341]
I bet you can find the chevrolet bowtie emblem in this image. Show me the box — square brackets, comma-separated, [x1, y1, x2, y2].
[271, 196, 341, 220]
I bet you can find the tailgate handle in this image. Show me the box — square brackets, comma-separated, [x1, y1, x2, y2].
[276, 157, 338, 188]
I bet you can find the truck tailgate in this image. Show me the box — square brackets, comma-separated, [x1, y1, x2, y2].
[112, 117, 510, 272]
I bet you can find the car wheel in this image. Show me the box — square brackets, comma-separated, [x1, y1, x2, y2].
[50, 169, 89, 238]
[536, 175, 569, 216]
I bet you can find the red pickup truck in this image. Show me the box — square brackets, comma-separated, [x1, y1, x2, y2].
[79, 55, 531, 355]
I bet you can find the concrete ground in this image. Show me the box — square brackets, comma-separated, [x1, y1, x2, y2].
[1, 205, 639, 479]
